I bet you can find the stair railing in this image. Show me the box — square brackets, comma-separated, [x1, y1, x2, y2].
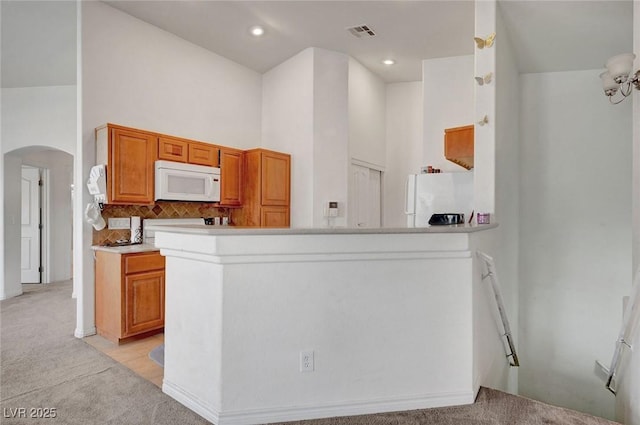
[603, 266, 640, 395]
[477, 251, 519, 367]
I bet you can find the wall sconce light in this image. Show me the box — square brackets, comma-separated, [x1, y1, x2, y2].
[475, 72, 493, 86]
[600, 53, 639, 104]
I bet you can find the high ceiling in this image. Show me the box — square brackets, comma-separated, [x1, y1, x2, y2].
[0, 0, 634, 88]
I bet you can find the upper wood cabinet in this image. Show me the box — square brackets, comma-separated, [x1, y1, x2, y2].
[238, 149, 291, 227]
[444, 125, 474, 170]
[158, 136, 219, 167]
[96, 124, 157, 205]
[219, 147, 243, 207]
[158, 136, 188, 162]
[188, 142, 219, 167]
[261, 150, 291, 206]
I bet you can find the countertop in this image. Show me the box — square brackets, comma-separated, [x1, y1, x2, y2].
[91, 243, 159, 254]
[145, 223, 498, 236]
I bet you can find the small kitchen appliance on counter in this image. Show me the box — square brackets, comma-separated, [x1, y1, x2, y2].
[428, 213, 465, 226]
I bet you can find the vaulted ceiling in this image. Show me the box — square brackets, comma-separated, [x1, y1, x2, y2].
[0, 0, 634, 88]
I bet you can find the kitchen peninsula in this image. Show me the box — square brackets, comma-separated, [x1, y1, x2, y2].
[149, 223, 505, 425]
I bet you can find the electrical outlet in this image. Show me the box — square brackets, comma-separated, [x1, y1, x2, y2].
[108, 217, 130, 230]
[300, 350, 314, 372]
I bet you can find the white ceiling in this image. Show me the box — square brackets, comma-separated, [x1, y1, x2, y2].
[0, 0, 634, 88]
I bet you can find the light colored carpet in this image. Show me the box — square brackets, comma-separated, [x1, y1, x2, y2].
[0, 281, 621, 425]
[0, 281, 207, 425]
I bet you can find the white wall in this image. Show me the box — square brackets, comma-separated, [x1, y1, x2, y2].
[313, 49, 349, 228]
[616, 3, 640, 423]
[384, 82, 423, 227]
[82, 3, 262, 148]
[493, 3, 520, 394]
[262, 48, 315, 228]
[79, 1, 264, 336]
[1, 85, 76, 297]
[519, 69, 631, 420]
[2, 154, 22, 299]
[263, 47, 352, 228]
[2, 86, 76, 155]
[422, 55, 474, 172]
[348, 58, 386, 168]
[21, 150, 73, 283]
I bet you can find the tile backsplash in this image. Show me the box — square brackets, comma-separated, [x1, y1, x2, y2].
[93, 201, 232, 246]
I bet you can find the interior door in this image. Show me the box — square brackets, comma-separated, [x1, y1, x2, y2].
[349, 164, 382, 228]
[21, 166, 41, 283]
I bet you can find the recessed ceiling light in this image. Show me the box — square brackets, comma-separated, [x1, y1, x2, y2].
[249, 25, 265, 37]
[382, 59, 395, 66]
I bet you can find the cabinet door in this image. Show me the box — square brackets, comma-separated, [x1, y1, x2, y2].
[124, 270, 165, 336]
[189, 142, 219, 167]
[261, 206, 290, 227]
[219, 148, 243, 206]
[110, 127, 157, 205]
[158, 136, 188, 162]
[261, 151, 290, 206]
[444, 125, 474, 170]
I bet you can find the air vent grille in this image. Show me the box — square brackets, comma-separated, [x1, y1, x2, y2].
[347, 25, 376, 38]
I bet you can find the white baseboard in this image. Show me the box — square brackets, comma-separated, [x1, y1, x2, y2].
[74, 326, 97, 338]
[163, 380, 220, 423]
[163, 379, 474, 425]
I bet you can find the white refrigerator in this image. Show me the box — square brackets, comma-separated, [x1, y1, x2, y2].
[405, 172, 474, 227]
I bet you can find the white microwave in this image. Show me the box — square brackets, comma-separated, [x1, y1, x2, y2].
[155, 160, 220, 202]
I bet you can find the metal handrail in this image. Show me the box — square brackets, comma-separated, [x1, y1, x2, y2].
[477, 251, 519, 367]
[604, 266, 640, 395]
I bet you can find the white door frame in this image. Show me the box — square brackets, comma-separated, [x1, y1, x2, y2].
[20, 166, 52, 284]
[41, 168, 51, 284]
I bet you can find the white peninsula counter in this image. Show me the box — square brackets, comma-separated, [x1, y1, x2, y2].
[150, 224, 508, 425]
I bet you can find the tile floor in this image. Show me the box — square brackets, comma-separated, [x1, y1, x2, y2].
[84, 333, 164, 388]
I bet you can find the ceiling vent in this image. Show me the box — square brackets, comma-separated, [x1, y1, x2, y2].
[347, 25, 376, 38]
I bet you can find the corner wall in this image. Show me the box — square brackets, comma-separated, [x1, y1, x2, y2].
[262, 48, 315, 228]
[384, 82, 423, 228]
[348, 58, 386, 168]
[313, 49, 349, 228]
[616, 2, 640, 423]
[518, 69, 631, 420]
[422, 55, 474, 172]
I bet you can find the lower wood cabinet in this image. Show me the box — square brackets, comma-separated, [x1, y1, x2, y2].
[260, 206, 290, 227]
[95, 250, 165, 344]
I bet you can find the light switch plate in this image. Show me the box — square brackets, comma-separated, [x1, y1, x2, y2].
[108, 217, 130, 230]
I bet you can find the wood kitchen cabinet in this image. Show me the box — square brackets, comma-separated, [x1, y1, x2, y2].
[96, 124, 157, 205]
[238, 149, 291, 227]
[158, 136, 219, 167]
[444, 125, 474, 170]
[219, 147, 243, 207]
[95, 250, 165, 344]
[189, 142, 219, 167]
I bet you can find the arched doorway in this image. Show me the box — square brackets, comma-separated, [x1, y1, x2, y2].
[3, 146, 74, 297]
